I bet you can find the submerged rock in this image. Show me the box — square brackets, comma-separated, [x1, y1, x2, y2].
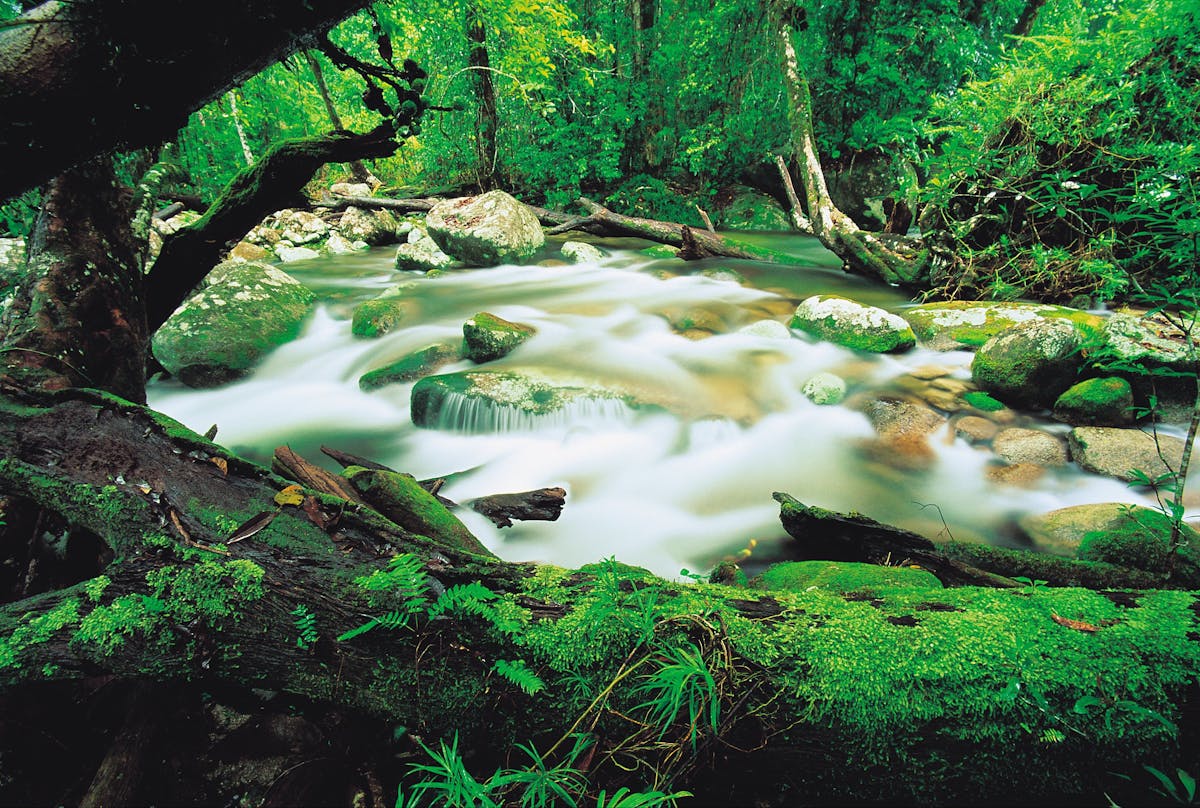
[991, 427, 1068, 467]
[426, 190, 545, 266]
[1067, 426, 1186, 483]
[970, 318, 1085, 409]
[737, 319, 792, 340]
[462, 312, 536, 363]
[802, 372, 847, 405]
[560, 240, 604, 263]
[790, 295, 915, 353]
[351, 289, 419, 338]
[152, 261, 315, 387]
[359, 343, 461, 390]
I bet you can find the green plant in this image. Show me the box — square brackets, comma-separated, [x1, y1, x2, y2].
[633, 642, 720, 751]
[492, 658, 545, 696]
[1144, 766, 1198, 804]
[291, 604, 317, 651]
[595, 787, 693, 808]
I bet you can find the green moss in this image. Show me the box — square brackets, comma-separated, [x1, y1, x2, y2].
[940, 541, 1169, 589]
[1075, 507, 1197, 574]
[0, 597, 81, 670]
[462, 312, 536, 363]
[83, 575, 111, 603]
[964, 390, 1005, 411]
[1052, 377, 1134, 426]
[359, 343, 460, 390]
[344, 467, 492, 556]
[751, 560, 943, 593]
[790, 295, 916, 353]
[352, 297, 414, 338]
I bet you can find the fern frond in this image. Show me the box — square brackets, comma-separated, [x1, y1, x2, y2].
[492, 658, 545, 696]
[428, 582, 498, 618]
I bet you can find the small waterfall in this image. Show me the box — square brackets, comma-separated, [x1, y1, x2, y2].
[432, 390, 638, 434]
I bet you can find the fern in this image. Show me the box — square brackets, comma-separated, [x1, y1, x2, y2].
[336, 609, 414, 642]
[291, 605, 318, 650]
[428, 582, 498, 618]
[492, 658, 545, 696]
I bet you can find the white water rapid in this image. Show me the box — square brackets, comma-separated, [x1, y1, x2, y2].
[147, 237, 1169, 578]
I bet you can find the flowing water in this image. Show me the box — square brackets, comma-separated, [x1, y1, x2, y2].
[147, 234, 1162, 578]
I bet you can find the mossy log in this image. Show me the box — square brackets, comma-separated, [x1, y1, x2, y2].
[1, 390, 1199, 805]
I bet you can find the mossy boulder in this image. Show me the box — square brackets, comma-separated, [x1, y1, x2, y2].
[426, 190, 545, 266]
[790, 295, 916, 353]
[750, 560, 942, 593]
[560, 241, 604, 264]
[351, 291, 419, 339]
[338, 206, 400, 246]
[1067, 426, 1187, 483]
[358, 343, 461, 390]
[716, 186, 792, 231]
[971, 318, 1086, 409]
[1053, 377, 1135, 426]
[462, 312, 536, 363]
[410, 370, 631, 430]
[903, 301, 1101, 352]
[152, 261, 315, 388]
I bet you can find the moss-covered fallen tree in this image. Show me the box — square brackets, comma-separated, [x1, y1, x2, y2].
[1, 388, 1198, 805]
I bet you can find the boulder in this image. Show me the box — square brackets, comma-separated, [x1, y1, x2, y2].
[338, 206, 399, 246]
[152, 261, 315, 387]
[857, 397, 947, 471]
[903, 301, 1101, 352]
[560, 241, 604, 264]
[330, 182, 372, 198]
[359, 343, 460, 391]
[716, 186, 792, 232]
[395, 225, 455, 272]
[326, 231, 365, 254]
[970, 318, 1085, 409]
[351, 291, 419, 339]
[227, 241, 268, 263]
[426, 190, 545, 266]
[991, 428, 1068, 467]
[274, 245, 321, 263]
[1052, 377, 1135, 426]
[462, 312, 536, 363]
[953, 415, 1000, 444]
[1067, 426, 1187, 483]
[277, 209, 329, 245]
[790, 295, 915, 353]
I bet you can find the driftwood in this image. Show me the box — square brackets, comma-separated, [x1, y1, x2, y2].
[773, 492, 1018, 588]
[272, 445, 365, 504]
[469, 487, 567, 528]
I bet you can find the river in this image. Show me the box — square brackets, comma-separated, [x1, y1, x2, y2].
[146, 233, 1153, 578]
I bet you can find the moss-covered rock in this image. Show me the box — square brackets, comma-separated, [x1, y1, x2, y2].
[560, 241, 604, 263]
[1053, 377, 1135, 426]
[716, 186, 792, 231]
[152, 261, 315, 388]
[750, 560, 942, 593]
[351, 293, 419, 339]
[639, 244, 679, 259]
[338, 206, 399, 246]
[358, 343, 461, 391]
[790, 295, 916, 353]
[395, 225, 456, 272]
[462, 312, 536, 363]
[426, 190, 545, 266]
[903, 301, 1102, 351]
[802, 372, 847, 405]
[971, 318, 1086, 409]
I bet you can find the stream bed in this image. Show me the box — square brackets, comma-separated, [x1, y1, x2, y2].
[147, 234, 1164, 578]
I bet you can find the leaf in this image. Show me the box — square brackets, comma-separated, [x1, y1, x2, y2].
[211, 457, 228, 476]
[301, 495, 333, 530]
[1051, 612, 1100, 633]
[226, 511, 276, 544]
[274, 484, 304, 507]
[1073, 695, 1104, 714]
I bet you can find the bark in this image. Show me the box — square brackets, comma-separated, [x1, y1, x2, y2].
[0, 158, 148, 402]
[146, 125, 402, 332]
[303, 51, 374, 184]
[469, 487, 567, 528]
[0, 0, 376, 201]
[227, 91, 255, 166]
[0, 389, 1197, 805]
[773, 154, 813, 233]
[776, 20, 931, 289]
[1011, 0, 1049, 37]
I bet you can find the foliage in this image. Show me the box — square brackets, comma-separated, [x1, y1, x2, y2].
[921, 0, 1200, 302]
[0, 190, 38, 239]
[291, 604, 318, 650]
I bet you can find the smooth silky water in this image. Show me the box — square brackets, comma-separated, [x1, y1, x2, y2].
[147, 234, 1165, 578]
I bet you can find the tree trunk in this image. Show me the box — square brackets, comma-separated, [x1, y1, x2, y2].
[227, 91, 255, 166]
[0, 158, 148, 402]
[303, 51, 375, 184]
[466, 3, 499, 189]
[0, 388, 1197, 805]
[1011, 0, 1049, 37]
[776, 20, 931, 289]
[0, 0, 374, 200]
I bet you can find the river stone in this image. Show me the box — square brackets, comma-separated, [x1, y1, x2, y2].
[738, 319, 792, 340]
[790, 295, 916, 353]
[1052, 377, 1134, 426]
[857, 398, 946, 471]
[338, 206, 399, 246]
[426, 190, 545, 266]
[560, 241, 604, 263]
[717, 186, 792, 232]
[991, 428, 1068, 467]
[152, 261, 315, 388]
[395, 225, 455, 271]
[1100, 311, 1196, 371]
[274, 245, 321, 262]
[1067, 426, 1186, 483]
[903, 301, 1101, 352]
[352, 292, 419, 338]
[970, 318, 1085, 409]
[410, 370, 629, 428]
[359, 343, 460, 390]
[953, 415, 1000, 444]
[1018, 502, 1198, 566]
[802, 372, 847, 405]
[277, 209, 328, 245]
[462, 312, 536, 363]
[985, 462, 1044, 487]
[227, 241, 268, 262]
[325, 231, 365, 254]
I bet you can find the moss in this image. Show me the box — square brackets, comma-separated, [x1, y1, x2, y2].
[351, 297, 414, 338]
[963, 390, 1005, 411]
[1075, 507, 1199, 575]
[940, 541, 1169, 589]
[462, 312, 536, 363]
[903, 301, 1104, 351]
[359, 343, 460, 390]
[1053, 377, 1134, 426]
[750, 560, 943, 593]
[344, 467, 492, 556]
[790, 295, 916, 353]
[0, 597, 81, 670]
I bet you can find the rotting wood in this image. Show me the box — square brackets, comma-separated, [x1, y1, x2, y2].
[469, 487, 567, 528]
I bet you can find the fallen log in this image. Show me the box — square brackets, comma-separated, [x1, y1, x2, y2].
[1, 390, 1198, 806]
[468, 487, 567, 528]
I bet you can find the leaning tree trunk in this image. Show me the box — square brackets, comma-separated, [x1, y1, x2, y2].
[776, 19, 930, 289]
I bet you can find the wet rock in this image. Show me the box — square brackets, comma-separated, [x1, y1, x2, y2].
[790, 294, 916, 353]
[277, 209, 329, 245]
[992, 427, 1069, 467]
[1067, 426, 1186, 483]
[351, 291, 419, 339]
[560, 240, 604, 263]
[325, 231, 365, 254]
[952, 415, 1000, 444]
[410, 369, 630, 428]
[359, 343, 460, 390]
[903, 300, 1101, 352]
[227, 241, 268, 262]
[737, 319, 792, 340]
[985, 462, 1045, 488]
[274, 244, 321, 262]
[427, 190, 545, 266]
[462, 311, 537, 363]
[857, 398, 947, 471]
[338, 206, 399, 246]
[1052, 377, 1135, 426]
[971, 318, 1085, 409]
[395, 225, 455, 271]
[802, 372, 847, 405]
[152, 261, 315, 387]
